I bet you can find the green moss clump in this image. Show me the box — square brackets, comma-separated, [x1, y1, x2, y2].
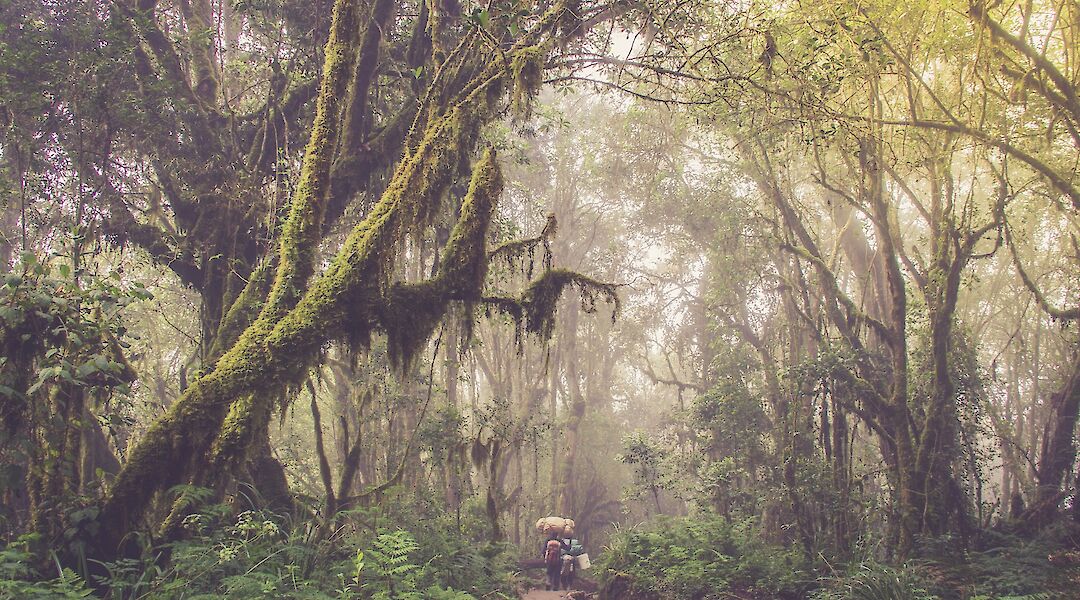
[262, 0, 361, 320]
[439, 148, 502, 293]
[379, 281, 447, 369]
[510, 45, 546, 117]
[208, 259, 274, 361]
[520, 268, 619, 339]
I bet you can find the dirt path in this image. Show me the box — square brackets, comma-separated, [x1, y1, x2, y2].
[521, 590, 569, 600]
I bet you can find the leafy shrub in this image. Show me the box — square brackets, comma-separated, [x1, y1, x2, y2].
[74, 487, 516, 599]
[949, 526, 1078, 599]
[364, 491, 519, 596]
[811, 563, 941, 600]
[812, 524, 1079, 600]
[597, 515, 811, 599]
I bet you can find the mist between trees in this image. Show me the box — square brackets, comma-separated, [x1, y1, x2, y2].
[0, 0, 1078, 598]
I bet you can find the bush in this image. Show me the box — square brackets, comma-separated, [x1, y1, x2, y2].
[810, 563, 941, 600]
[75, 488, 518, 599]
[0, 539, 93, 599]
[950, 526, 1078, 598]
[597, 515, 811, 599]
[811, 523, 1080, 600]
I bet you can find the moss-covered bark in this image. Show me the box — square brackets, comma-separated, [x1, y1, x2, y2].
[93, 0, 607, 559]
[379, 147, 502, 367]
[96, 0, 367, 553]
[264, 0, 362, 318]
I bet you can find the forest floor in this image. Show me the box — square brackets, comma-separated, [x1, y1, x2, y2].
[518, 559, 596, 598]
[521, 581, 595, 599]
[521, 590, 570, 599]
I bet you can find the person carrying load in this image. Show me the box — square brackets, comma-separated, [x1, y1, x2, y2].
[560, 536, 587, 589]
[536, 516, 574, 590]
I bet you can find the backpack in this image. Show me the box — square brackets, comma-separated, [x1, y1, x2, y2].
[544, 539, 562, 565]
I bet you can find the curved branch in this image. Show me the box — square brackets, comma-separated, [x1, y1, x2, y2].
[543, 74, 725, 105]
[968, 2, 1080, 126]
[487, 213, 557, 277]
[1004, 220, 1080, 321]
[482, 268, 620, 344]
[875, 118, 1080, 210]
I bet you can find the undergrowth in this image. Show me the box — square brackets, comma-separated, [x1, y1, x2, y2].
[0, 537, 92, 599]
[0, 486, 518, 599]
[596, 516, 1079, 600]
[596, 515, 812, 599]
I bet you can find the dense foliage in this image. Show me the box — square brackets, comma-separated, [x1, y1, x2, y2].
[597, 516, 1080, 599]
[1, 0, 1078, 597]
[597, 516, 810, 599]
[1, 487, 522, 599]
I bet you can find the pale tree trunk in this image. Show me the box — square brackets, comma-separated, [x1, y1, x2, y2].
[557, 299, 585, 515]
[548, 343, 561, 510]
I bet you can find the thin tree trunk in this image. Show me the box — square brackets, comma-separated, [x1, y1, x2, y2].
[1027, 352, 1080, 526]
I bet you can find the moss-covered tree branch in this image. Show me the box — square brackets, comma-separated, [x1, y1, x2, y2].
[93, 0, 584, 559]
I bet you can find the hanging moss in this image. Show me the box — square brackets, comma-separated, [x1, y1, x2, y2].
[379, 148, 502, 368]
[488, 213, 557, 279]
[522, 269, 619, 338]
[510, 45, 546, 117]
[378, 281, 446, 369]
[484, 268, 620, 349]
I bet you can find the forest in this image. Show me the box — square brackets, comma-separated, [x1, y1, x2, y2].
[1, 0, 1079, 598]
